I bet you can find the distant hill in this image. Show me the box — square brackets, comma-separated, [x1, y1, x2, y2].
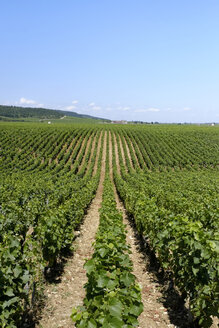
[0, 105, 110, 122]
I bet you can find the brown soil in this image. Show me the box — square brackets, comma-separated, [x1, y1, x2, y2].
[93, 130, 103, 176]
[118, 134, 127, 171]
[129, 135, 145, 167]
[54, 140, 73, 166]
[117, 199, 177, 327]
[85, 133, 97, 173]
[128, 135, 142, 168]
[112, 135, 218, 328]
[111, 135, 190, 328]
[34, 130, 218, 328]
[108, 131, 113, 178]
[122, 135, 134, 169]
[36, 132, 107, 328]
[74, 136, 87, 162]
[113, 132, 121, 175]
[66, 136, 81, 166]
[78, 133, 93, 172]
[62, 143, 68, 150]
[70, 137, 86, 170]
[109, 133, 171, 327]
[65, 138, 76, 154]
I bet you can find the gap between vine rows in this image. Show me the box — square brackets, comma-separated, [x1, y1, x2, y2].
[34, 129, 216, 328]
[36, 131, 107, 328]
[111, 131, 192, 328]
[78, 133, 93, 172]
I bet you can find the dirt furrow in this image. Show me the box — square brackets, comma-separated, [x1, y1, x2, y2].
[85, 134, 97, 172]
[113, 132, 121, 175]
[118, 134, 127, 171]
[122, 134, 134, 169]
[110, 135, 182, 328]
[78, 133, 93, 172]
[54, 138, 74, 166]
[65, 138, 76, 154]
[70, 136, 87, 170]
[36, 132, 107, 328]
[127, 135, 141, 168]
[66, 136, 82, 166]
[75, 136, 87, 162]
[93, 130, 103, 176]
[118, 202, 176, 328]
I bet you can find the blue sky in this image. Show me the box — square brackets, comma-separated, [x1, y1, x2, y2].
[1, 0, 219, 122]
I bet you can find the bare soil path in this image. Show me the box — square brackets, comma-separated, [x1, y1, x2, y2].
[130, 135, 145, 168]
[127, 135, 140, 168]
[35, 129, 218, 328]
[122, 135, 134, 169]
[78, 133, 93, 172]
[70, 136, 87, 170]
[117, 200, 177, 328]
[74, 136, 87, 161]
[111, 134, 187, 328]
[113, 132, 121, 175]
[93, 130, 103, 176]
[66, 136, 81, 167]
[85, 134, 97, 173]
[36, 132, 106, 328]
[118, 134, 127, 172]
[65, 137, 76, 154]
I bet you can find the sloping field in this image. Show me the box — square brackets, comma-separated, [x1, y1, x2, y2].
[0, 123, 218, 328]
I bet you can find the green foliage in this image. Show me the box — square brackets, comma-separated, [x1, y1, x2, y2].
[1, 123, 219, 326]
[0, 105, 110, 122]
[72, 177, 143, 327]
[0, 124, 101, 326]
[114, 170, 219, 327]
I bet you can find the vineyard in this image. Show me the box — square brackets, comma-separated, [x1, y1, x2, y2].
[0, 122, 218, 328]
